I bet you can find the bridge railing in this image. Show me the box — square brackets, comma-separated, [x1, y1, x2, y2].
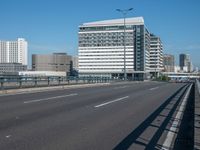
[0, 76, 117, 90]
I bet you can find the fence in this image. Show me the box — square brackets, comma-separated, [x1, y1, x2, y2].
[0, 76, 114, 90]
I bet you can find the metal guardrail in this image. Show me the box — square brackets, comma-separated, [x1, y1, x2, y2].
[0, 76, 115, 90]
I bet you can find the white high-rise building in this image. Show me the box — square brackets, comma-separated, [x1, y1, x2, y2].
[78, 17, 151, 80]
[0, 38, 28, 65]
[149, 34, 163, 77]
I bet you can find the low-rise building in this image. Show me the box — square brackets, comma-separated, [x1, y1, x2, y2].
[71, 56, 79, 76]
[32, 53, 72, 76]
[0, 63, 27, 75]
[18, 71, 66, 77]
[174, 66, 180, 73]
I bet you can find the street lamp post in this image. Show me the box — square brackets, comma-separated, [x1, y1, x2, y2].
[116, 8, 133, 80]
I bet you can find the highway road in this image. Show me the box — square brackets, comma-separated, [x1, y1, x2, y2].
[0, 81, 190, 150]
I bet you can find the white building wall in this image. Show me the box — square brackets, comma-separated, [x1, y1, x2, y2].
[19, 71, 66, 77]
[78, 17, 149, 78]
[9, 41, 18, 63]
[149, 34, 163, 73]
[79, 46, 134, 75]
[0, 41, 8, 62]
[174, 66, 180, 73]
[18, 38, 28, 65]
[0, 38, 28, 65]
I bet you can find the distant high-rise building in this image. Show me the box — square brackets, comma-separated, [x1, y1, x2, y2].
[180, 54, 188, 70]
[179, 54, 192, 72]
[149, 34, 163, 76]
[78, 17, 151, 80]
[195, 67, 199, 72]
[188, 61, 193, 72]
[0, 38, 28, 65]
[163, 54, 175, 72]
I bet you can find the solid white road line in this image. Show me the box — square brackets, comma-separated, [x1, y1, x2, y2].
[94, 96, 129, 108]
[161, 84, 192, 150]
[149, 87, 159, 90]
[5, 135, 11, 138]
[113, 86, 130, 90]
[23, 93, 78, 104]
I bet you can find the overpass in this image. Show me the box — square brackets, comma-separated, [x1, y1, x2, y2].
[162, 72, 200, 79]
[0, 81, 198, 150]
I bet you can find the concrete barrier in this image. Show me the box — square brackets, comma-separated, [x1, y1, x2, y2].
[195, 80, 200, 150]
[197, 79, 200, 95]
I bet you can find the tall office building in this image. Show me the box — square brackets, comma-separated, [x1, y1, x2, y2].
[78, 17, 151, 80]
[149, 34, 163, 76]
[163, 54, 175, 72]
[179, 54, 192, 72]
[0, 38, 28, 65]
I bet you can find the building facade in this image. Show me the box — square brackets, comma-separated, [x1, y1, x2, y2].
[0, 63, 27, 75]
[179, 54, 192, 72]
[32, 53, 72, 75]
[18, 71, 66, 77]
[71, 56, 79, 76]
[78, 17, 151, 80]
[149, 34, 163, 76]
[163, 54, 175, 72]
[0, 38, 28, 65]
[72, 56, 78, 71]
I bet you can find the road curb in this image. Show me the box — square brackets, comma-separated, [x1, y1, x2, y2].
[197, 79, 200, 95]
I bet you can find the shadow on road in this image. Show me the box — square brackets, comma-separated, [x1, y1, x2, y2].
[113, 84, 194, 150]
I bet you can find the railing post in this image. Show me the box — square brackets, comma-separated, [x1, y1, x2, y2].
[0, 78, 4, 90]
[34, 77, 37, 87]
[48, 77, 50, 86]
[66, 77, 69, 84]
[19, 77, 22, 88]
[1, 82, 3, 90]
[58, 77, 61, 85]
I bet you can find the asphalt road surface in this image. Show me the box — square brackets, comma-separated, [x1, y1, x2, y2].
[0, 81, 188, 150]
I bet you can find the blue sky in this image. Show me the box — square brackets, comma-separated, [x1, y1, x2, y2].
[0, 0, 200, 68]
